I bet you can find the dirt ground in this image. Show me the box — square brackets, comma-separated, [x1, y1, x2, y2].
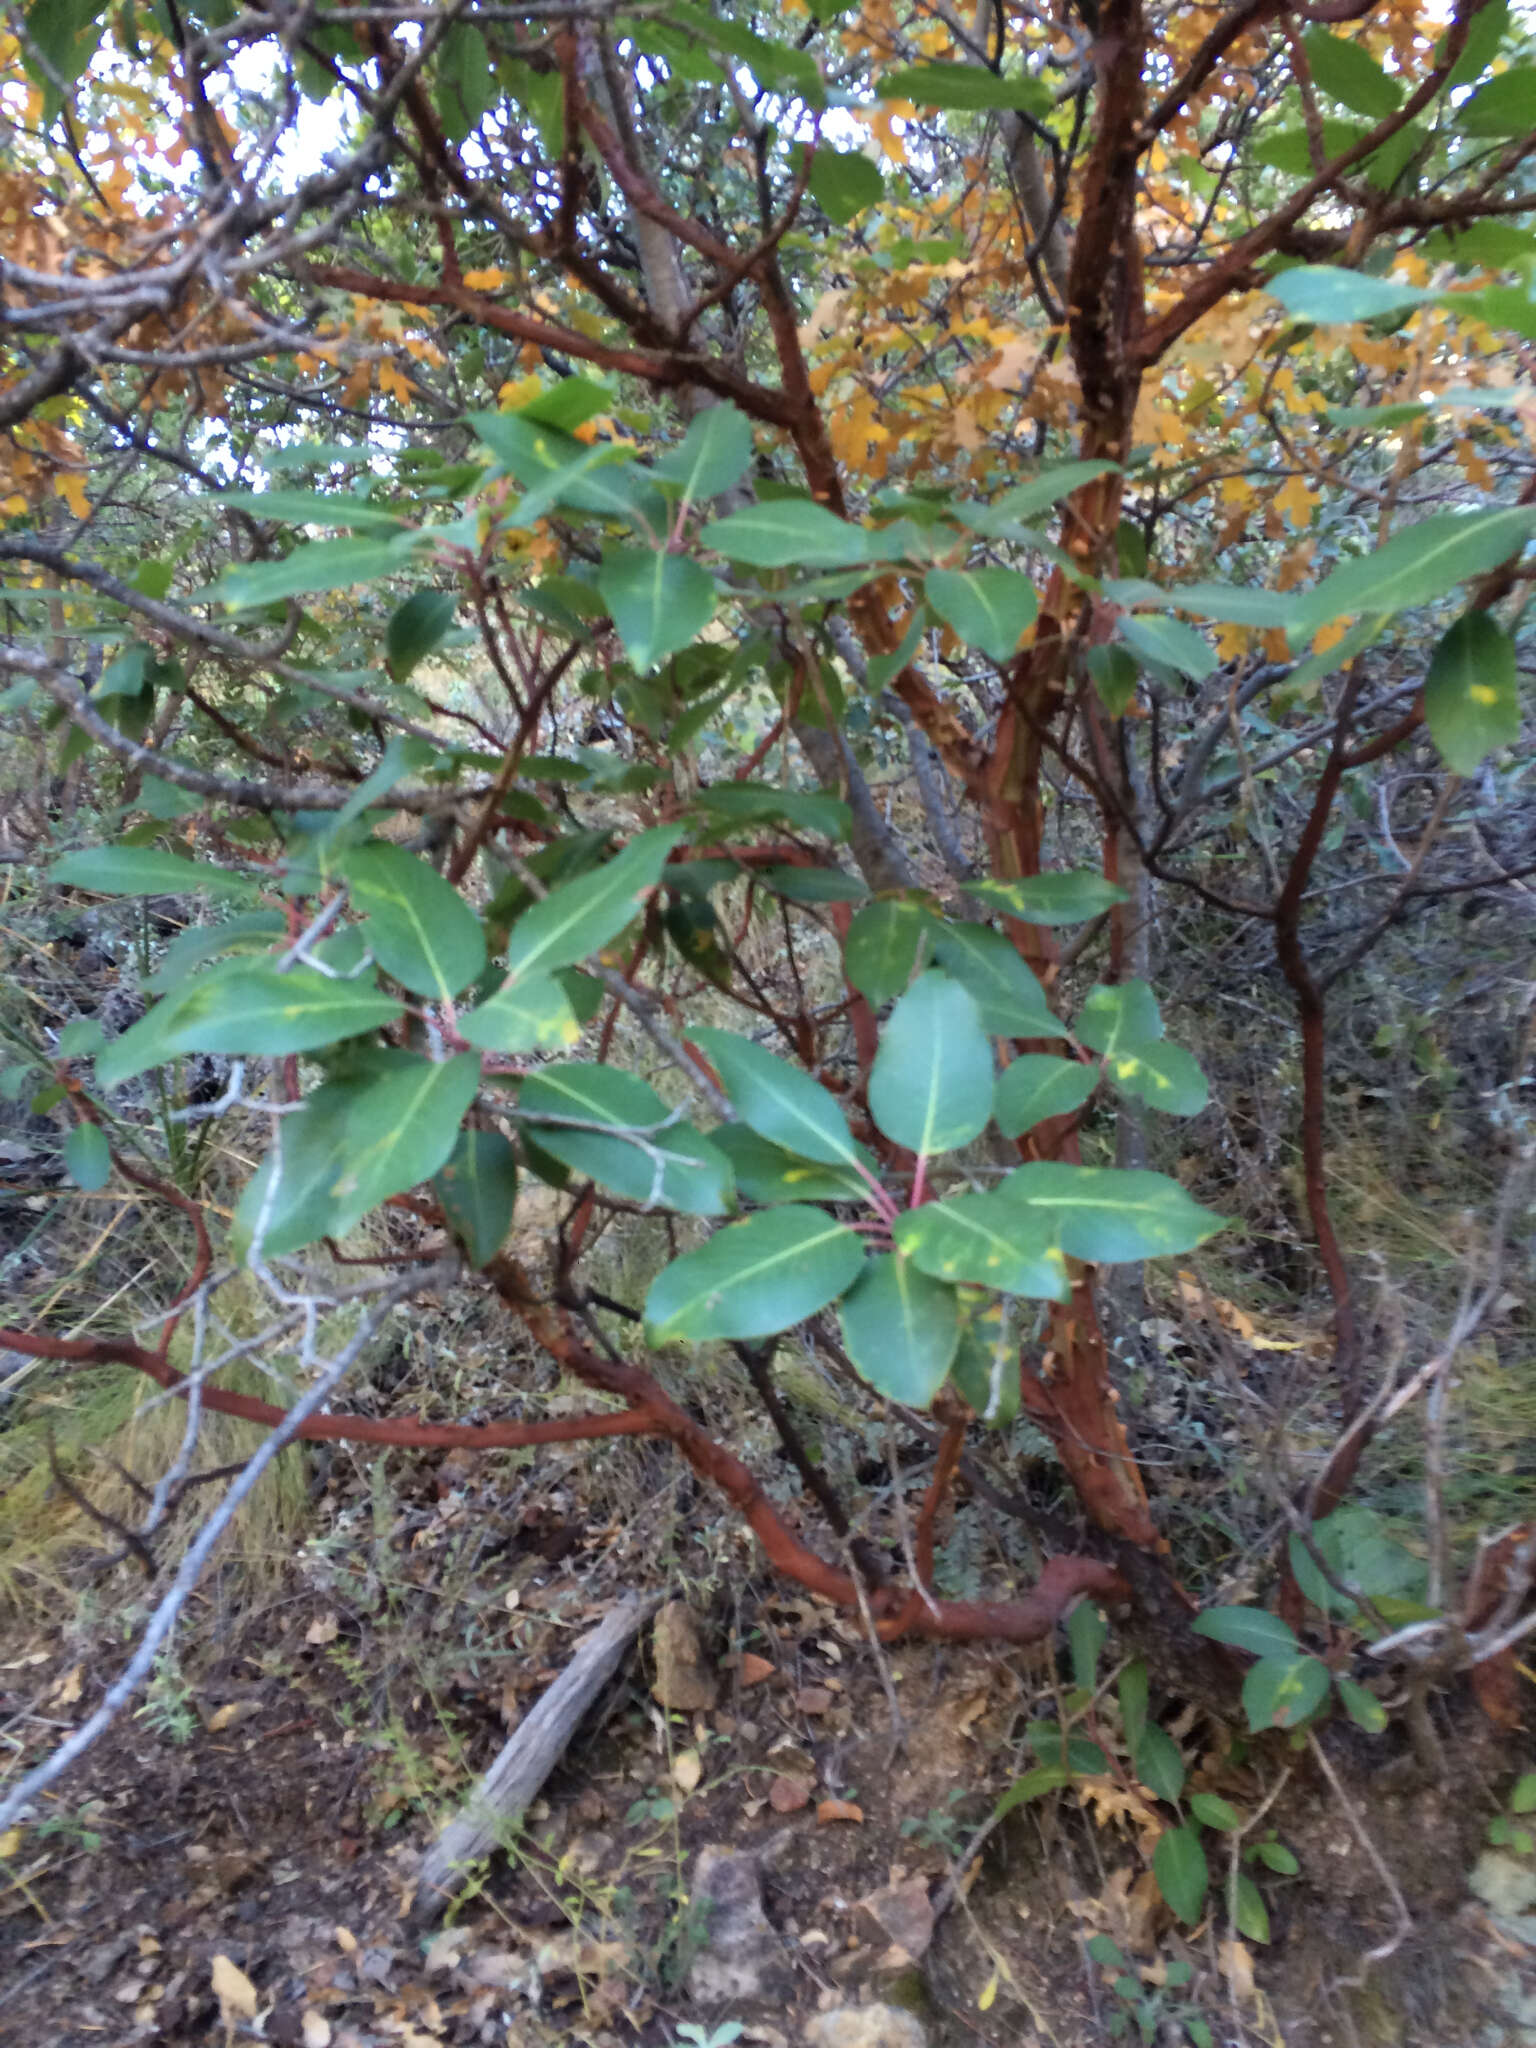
[5, 1445, 1536, 2048]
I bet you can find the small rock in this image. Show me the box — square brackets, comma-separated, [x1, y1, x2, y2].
[855, 1877, 934, 1963]
[1470, 1850, 1536, 1917]
[687, 1845, 796, 2004]
[804, 2005, 929, 2048]
[652, 1601, 717, 1711]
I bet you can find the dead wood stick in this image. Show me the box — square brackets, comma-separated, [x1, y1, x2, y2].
[410, 1593, 661, 1927]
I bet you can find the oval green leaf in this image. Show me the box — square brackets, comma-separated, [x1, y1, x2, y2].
[1424, 609, 1518, 775]
[844, 898, 935, 1006]
[1153, 1823, 1209, 1926]
[598, 547, 717, 674]
[994, 1054, 1096, 1138]
[432, 1128, 518, 1268]
[894, 1190, 1070, 1300]
[965, 872, 1129, 927]
[643, 1206, 866, 1344]
[1190, 1605, 1301, 1657]
[505, 825, 683, 983]
[65, 1121, 111, 1191]
[929, 923, 1057, 1036]
[924, 566, 1038, 663]
[838, 1254, 960, 1407]
[517, 1063, 732, 1216]
[688, 1026, 863, 1171]
[869, 971, 994, 1156]
[1000, 1162, 1227, 1263]
[1241, 1652, 1331, 1732]
[343, 843, 487, 1001]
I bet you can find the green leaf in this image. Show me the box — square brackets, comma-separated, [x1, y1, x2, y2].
[106, 967, 403, 1084]
[694, 782, 851, 840]
[758, 865, 868, 904]
[437, 22, 495, 140]
[894, 1190, 1070, 1301]
[946, 1302, 1020, 1424]
[50, 845, 258, 900]
[844, 898, 935, 1005]
[517, 1063, 732, 1215]
[235, 1052, 480, 1258]
[599, 547, 717, 674]
[516, 378, 611, 432]
[652, 405, 755, 504]
[1334, 1674, 1388, 1734]
[342, 843, 486, 1001]
[1102, 579, 1302, 629]
[1189, 1793, 1243, 1832]
[964, 872, 1129, 926]
[806, 144, 884, 223]
[1254, 1840, 1300, 1876]
[1027, 1725, 1109, 1775]
[877, 63, 1051, 115]
[1443, 0, 1508, 89]
[1242, 1653, 1331, 1732]
[1119, 1661, 1149, 1751]
[1087, 645, 1139, 716]
[1424, 610, 1519, 775]
[458, 972, 584, 1054]
[211, 530, 422, 611]
[1302, 29, 1403, 117]
[1460, 64, 1536, 136]
[1324, 401, 1431, 431]
[1265, 265, 1437, 326]
[687, 1027, 865, 1170]
[1287, 508, 1536, 640]
[505, 826, 683, 983]
[929, 924, 1057, 1036]
[470, 413, 666, 530]
[56, 1017, 106, 1059]
[1068, 1601, 1108, 1690]
[999, 1163, 1227, 1263]
[959, 460, 1120, 533]
[23, 0, 106, 120]
[1235, 1873, 1271, 1943]
[1119, 612, 1216, 682]
[432, 1128, 518, 1268]
[144, 912, 287, 992]
[95, 646, 151, 700]
[994, 1055, 1096, 1138]
[869, 971, 994, 1155]
[1103, 1039, 1209, 1117]
[1134, 1724, 1187, 1802]
[643, 1206, 866, 1344]
[1153, 1825, 1209, 1926]
[701, 498, 876, 570]
[660, 2, 824, 105]
[992, 1764, 1072, 1819]
[838, 1254, 960, 1406]
[1511, 1773, 1536, 1815]
[710, 1125, 873, 1205]
[1191, 1606, 1301, 1657]
[1076, 980, 1164, 1058]
[219, 489, 408, 530]
[387, 589, 457, 680]
[924, 567, 1038, 662]
[65, 1122, 111, 1191]
[1086, 1934, 1125, 1968]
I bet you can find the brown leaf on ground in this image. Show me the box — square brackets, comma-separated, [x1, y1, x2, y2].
[211, 1954, 258, 2023]
[768, 1774, 812, 1813]
[816, 1799, 863, 1825]
[739, 1652, 775, 1688]
[795, 1685, 833, 1715]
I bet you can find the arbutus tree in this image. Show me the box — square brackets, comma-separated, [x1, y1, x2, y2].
[2, 0, 1535, 1829]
